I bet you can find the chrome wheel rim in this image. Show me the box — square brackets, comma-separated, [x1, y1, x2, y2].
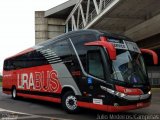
[66, 95, 77, 110]
[13, 89, 16, 98]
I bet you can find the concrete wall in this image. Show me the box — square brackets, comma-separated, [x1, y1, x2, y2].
[47, 18, 65, 39]
[35, 11, 65, 45]
[35, 11, 48, 44]
[148, 66, 160, 87]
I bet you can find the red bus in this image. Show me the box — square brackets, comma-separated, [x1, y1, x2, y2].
[2, 29, 158, 113]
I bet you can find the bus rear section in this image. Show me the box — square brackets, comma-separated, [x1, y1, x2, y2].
[2, 30, 158, 113]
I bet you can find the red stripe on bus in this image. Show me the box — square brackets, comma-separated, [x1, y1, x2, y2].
[17, 93, 61, 103]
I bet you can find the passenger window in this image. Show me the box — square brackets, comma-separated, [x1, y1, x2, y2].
[87, 50, 105, 79]
[70, 34, 98, 71]
[47, 39, 72, 57]
[4, 60, 14, 71]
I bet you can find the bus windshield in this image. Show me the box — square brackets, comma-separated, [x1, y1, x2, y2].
[111, 49, 148, 84]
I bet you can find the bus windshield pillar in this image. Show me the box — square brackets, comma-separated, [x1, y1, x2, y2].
[84, 41, 116, 60]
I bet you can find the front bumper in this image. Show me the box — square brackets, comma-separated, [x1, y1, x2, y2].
[77, 101, 150, 112]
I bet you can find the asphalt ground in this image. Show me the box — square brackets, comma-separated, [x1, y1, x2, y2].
[0, 87, 160, 120]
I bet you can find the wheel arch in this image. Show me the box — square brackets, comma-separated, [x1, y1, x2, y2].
[12, 85, 16, 90]
[61, 85, 81, 97]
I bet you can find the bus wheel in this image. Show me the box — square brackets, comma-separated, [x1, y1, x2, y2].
[12, 87, 17, 100]
[62, 91, 79, 113]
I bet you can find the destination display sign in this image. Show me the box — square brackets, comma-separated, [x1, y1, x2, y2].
[108, 38, 127, 50]
[108, 38, 141, 53]
[125, 41, 141, 53]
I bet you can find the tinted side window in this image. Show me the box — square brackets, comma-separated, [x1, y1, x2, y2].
[70, 34, 98, 71]
[38, 39, 72, 64]
[87, 50, 105, 79]
[25, 50, 49, 68]
[4, 50, 49, 71]
[3, 59, 14, 71]
[3, 60, 8, 70]
[13, 55, 26, 69]
[71, 34, 97, 55]
[48, 39, 72, 57]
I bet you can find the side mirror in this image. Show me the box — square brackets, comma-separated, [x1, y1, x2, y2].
[84, 41, 116, 60]
[140, 48, 158, 65]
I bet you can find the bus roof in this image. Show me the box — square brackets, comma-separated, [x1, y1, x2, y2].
[37, 29, 133, 46]
[5, 29, 134, 61]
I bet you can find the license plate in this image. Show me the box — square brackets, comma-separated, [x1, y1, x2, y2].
[137, 103, 143, 107]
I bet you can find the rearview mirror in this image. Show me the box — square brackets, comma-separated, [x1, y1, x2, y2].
[84, 41, 116, 60]
[140, 48, 158, 65]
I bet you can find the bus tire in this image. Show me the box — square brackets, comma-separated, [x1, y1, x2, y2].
[12, 87, 17, 100]
[62, 91, 79, 113]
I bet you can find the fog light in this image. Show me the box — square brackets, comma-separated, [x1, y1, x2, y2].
[114, 103, 119, 106]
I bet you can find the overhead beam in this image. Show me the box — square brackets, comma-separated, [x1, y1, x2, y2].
[45, 0, 78, 17]
[94, 25, 125, 32]
[105, 14, 146, 20]
[65, 0, 121, 32]
[137, 33, 160, 49]
[124, 13, 160, 41]
[65, 0, 83, 23]
[85, 0, 120, 29]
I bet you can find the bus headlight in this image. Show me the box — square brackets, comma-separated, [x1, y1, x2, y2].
[115, 92, 126, 98]
[100, 86, 126, 98]
[148, 91, 151, 95]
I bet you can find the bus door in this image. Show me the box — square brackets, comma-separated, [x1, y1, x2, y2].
[83, 39, 116, 103]
[85, 48, 111, 99]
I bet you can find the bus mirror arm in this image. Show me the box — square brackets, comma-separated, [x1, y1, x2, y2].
[84, 41, 116, 60]
[140, 48, 158, 65]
